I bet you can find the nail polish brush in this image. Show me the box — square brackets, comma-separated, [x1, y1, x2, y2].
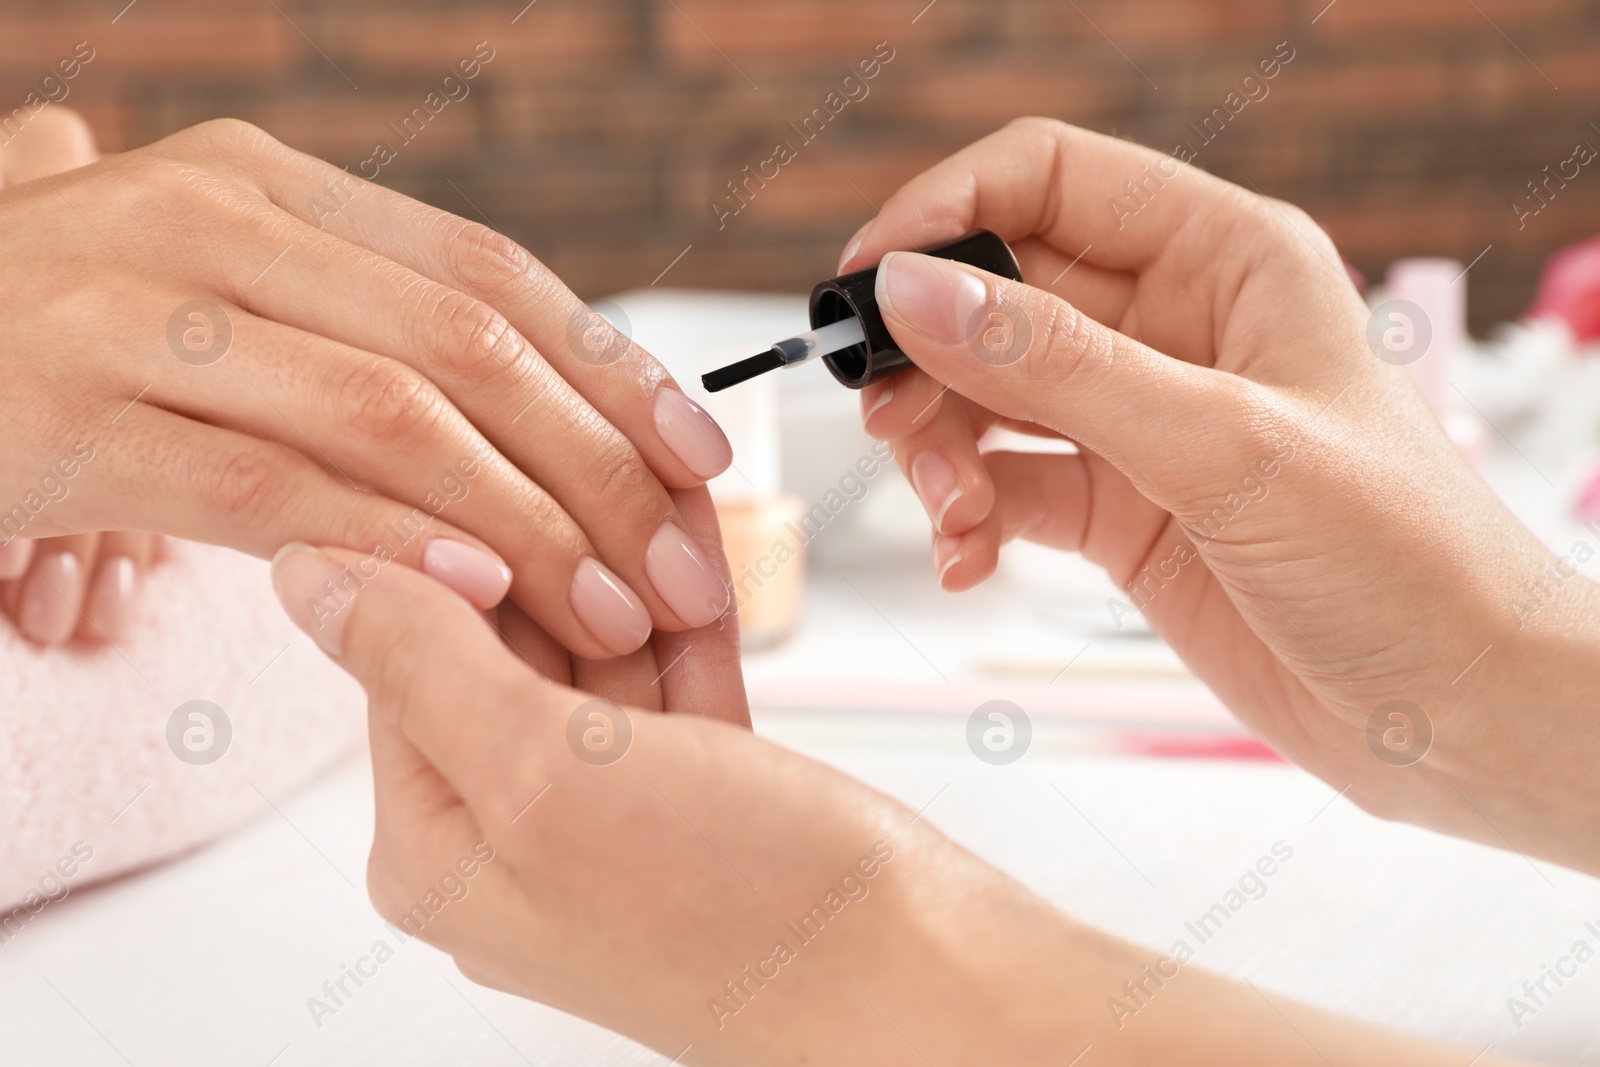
[702, 229, 1022, 393]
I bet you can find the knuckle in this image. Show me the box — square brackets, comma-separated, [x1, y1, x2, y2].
[335, 357, 446, 445]
[589, 439, 657, 504]
[425, 290, 525, 383]
[1033, 296, 1110, 392]
[204, 446, 289, 525]
[365, 844, 408, 926]
[103, 154, 200, 206]
[443, 221, 535, 299]
[1008, 115, 1067, 140]
[185, 117, 281, 156]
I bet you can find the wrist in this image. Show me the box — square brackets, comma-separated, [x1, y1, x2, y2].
[1407, 574, 1600, 875]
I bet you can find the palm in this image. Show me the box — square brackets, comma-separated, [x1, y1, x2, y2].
[993, 222, 1504, 787]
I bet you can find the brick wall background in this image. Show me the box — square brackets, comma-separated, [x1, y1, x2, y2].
[5, 0, 1599, 332]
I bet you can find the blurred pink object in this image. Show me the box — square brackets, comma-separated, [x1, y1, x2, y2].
[1528, 234, 1600, 343]
[1579, 468, 1600, 522]
[1387, 258, 1466, 410]
[0, 542, 363, 916]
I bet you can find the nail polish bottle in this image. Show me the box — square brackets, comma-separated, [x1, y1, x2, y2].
[704, 230, 1023, 393]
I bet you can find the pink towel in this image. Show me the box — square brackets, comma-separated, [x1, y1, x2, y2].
[0, 542, 365, 917]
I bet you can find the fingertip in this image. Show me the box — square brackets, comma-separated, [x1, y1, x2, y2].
[838, 219, 874, 273]
[2, 106, 98, 183]
[18, 552, 85, 647]
[861, 380, 896, 435]
[270, 543, 349, 656]
[569, 556, 653, 657]
[933, 530, 998, 592]
[933, 534, 965, 590]
[0, 538, 35, 581]
[422, 538, 513, 610]
[83, 555, 139, 644]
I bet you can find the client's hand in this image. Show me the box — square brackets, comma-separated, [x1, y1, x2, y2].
[268, 491, 1533, 1067]
[0, 110, 165, 645]
[844, 118, 1600, 875]
[1, 116, 734, 659]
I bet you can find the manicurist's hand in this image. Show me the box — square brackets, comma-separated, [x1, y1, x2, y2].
[843, 118, 1600, 875]
[1, 116, 733, 658]
[0, 109, 166, 646]
[269, 490, 1535, 1067]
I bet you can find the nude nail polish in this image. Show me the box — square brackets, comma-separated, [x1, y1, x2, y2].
[654, 386, 734, 480]
[270, 543, 352, 657]
[934, 534, 964, 589]
[569, 556, 652, 655]
[646, 522, 730, 628]
[422, 539, 513, 609]
[85, 556, 138, 643]
[0, 538, 34, 581]
[19, 552, 84, 646]
[878, 251, 990, 346]
[838, 219, 873, 272]
[910, 451, 963, 532]
[864, 380, 896, 425]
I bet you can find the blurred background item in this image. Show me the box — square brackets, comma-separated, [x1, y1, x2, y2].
[6, 0, 1600, 332]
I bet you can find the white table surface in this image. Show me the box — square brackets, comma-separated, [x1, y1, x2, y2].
[3, 708, 1599, 1066]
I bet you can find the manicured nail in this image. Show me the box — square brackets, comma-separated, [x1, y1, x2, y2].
[19, 552, 84, 646]
[85, 556, 138, 643]
[0, 538, 35, 580]
[934, 534, 964, 588]
[863, 380, 896, 426]
[569, 556, 652, 655]
[646, 522, 730, 627]
[910, 451, 963, 533]
[423, 539, 512, 609]
[838, 220, 873, 272]
[270, 543, 354, 657]
[877, 251, 989, 346]
[654, 386, 733, 480]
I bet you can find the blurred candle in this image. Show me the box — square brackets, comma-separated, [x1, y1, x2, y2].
[1386, 258, 1488, 464]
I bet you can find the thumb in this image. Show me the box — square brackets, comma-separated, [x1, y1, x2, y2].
[874, 251, 1249, 506]
[0, 107, 99, 185]
[270, 542, 553, 816]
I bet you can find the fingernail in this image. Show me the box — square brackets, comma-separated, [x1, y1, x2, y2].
[270, 543, 353, 657]
[570, 556, 652, 655]
[0, 538, 35, 580]
[839, 220, 873, 272]
[423, 538, 512, 609]
[910, 451, 963, 533]
[877, 251, 989, 346]
[654, 386, 733, 480]
[85, 556, 138, 643]
[646, 522, 730, 628]
[934, 534, 964, 588]
[863, 379, 896, 426]
[19, 552, 84, 646]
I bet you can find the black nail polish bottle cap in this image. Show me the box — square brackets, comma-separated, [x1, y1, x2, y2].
[808, 229, 1023, 389]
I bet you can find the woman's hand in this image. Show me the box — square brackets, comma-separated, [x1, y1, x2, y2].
[267, 491, 1532, 1067]
[843, 118, 1600, 875]
[1, 116, 734, 659]
[0, 109, 165, 645]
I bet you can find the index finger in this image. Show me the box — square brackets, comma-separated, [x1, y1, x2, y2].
[153, 121, 732, 489]
[839, 117, 1253, 276]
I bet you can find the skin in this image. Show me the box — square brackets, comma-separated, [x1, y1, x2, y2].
[0, 109, 163, 645]
[271, 495, 1536, 1066]
[843, 117, 1600, 879]
[0, 112, 734, 657]
[266, 117, 1593, 1064]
